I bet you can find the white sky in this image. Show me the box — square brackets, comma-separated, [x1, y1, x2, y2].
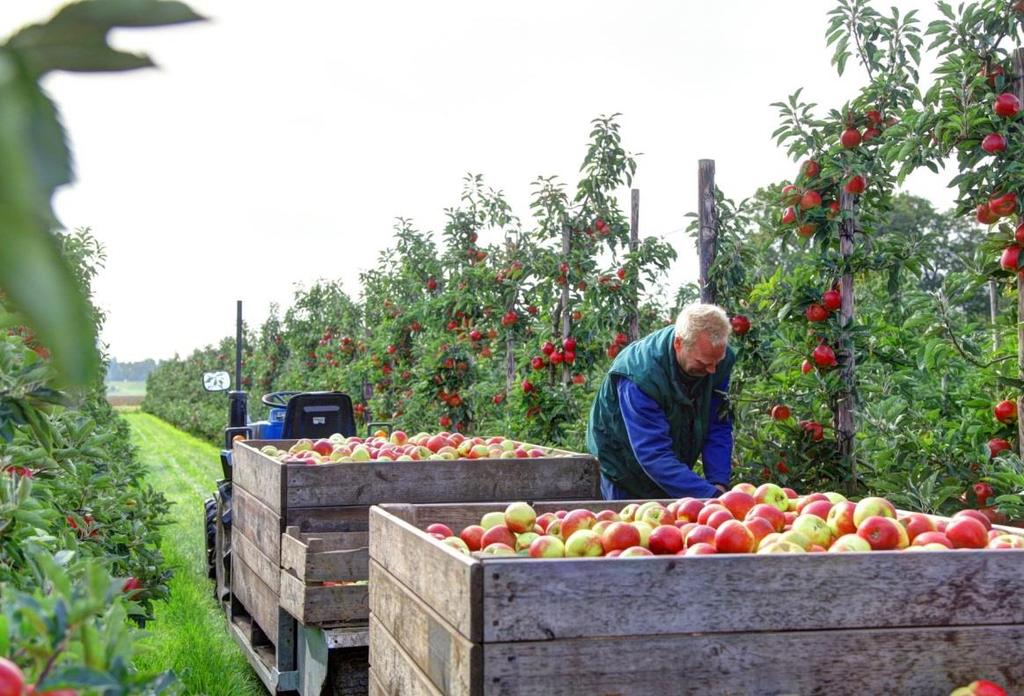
[1, 1, 955, 362]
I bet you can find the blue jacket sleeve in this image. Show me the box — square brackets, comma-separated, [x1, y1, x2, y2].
[702, 376, 733, 487]
[616, 378, 719, 499]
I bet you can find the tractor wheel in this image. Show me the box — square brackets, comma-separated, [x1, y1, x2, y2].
[204, 496, 217, 580]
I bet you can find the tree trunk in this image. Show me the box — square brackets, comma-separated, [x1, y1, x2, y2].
[697, 160, 718, 304]
[561, 224, 571, 386]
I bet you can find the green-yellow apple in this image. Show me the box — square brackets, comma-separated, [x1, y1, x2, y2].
[828, 534, 870, 552]
[442, 536, 470, 555]
[633, 521, 654, 547]
[823, 491, 847, 504]
[504, 502, 537, 533]
[731, 482, 757, 495]
[635, 501, 664, 523]
[515, 532, 540, 552]
[621, 546, 654, 557]
[853, 496, 896, 526]
[778, 530, 812, 551]
[480, 511, 506, 530]
[565, 529, 604, 557]
[350, 445, 371, 462]
[757, 540, 805, 554]
[528, 535, 565, 558]
[754, 483, 789, 512]
[482, 543, 516, 556]
[791, 515, 831, 548]
[618, 503, 639, 522]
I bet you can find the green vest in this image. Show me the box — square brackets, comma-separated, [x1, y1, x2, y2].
[586, 325, 735, 498]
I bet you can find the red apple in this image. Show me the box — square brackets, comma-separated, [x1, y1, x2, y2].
[732, 482, 757, 495]
[911, 531, 953, 549]
[745, 503, 785, 533]
[684, 543, 717, 556]
[620, 546, 654, 557]
[459, 525, 485, 551]
[601, 522, 642, 553]
[697, 504, 729, 526]
[944, 516, 988, 549]
[714, 520, 756, 553]
[684, 524, 717, 548]
[953, 509, 992, 531]
[674, 498, 705, 523]
[857, 516, 902, 550]
[994, 92, 1021, 118]
[982, 133, 1008, 154]
[480, 525, 517, 549]
[426, 523, 454, 538]
[648, 525, 684, 555]
[994, 399, 1017, 424]
[743, 517, 775, 545]
[706, 509, 735, 529]
[718, 491, 756, 520]
[901, 513, 937, 542]
[800, 499, 834, 520]
[796, 493, 830, 513]
[560, 509, 598, 539]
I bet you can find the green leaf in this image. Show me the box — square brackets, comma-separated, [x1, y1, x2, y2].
[8, 0, 205, 76]
[0, 57, 99, 386]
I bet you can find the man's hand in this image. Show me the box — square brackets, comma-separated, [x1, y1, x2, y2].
[713, 483, 727, 495]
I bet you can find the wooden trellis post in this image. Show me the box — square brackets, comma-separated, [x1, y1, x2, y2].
[1015, 47, 1024, 451]
[697, 160, 718, 304]
[837, 190, 858, 479]
[561, 224, 571, 386]
[629, 189, 640, 341]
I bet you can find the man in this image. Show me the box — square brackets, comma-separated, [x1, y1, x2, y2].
[586, 302, 735, 500]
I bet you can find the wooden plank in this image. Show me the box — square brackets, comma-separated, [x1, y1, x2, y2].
[369, 506, 481, 642]
[280, 529, 369, 581]
[227, 615, 279, 695]
[232, 485, 283, 564]
[369, 560, 479, 695]
[233, 441, 284, 514]
[285, 455, 598, 508]
[369, 616, 444, 696]
[232, 526, 280, 594]
[482, 624, 1024, 695]
[286, 505, 370, 533]
[481, 551, 1024, 642]
[368, 668, 386, 696]
[280, 569, 368, 625]
[232, 554, 279, 642]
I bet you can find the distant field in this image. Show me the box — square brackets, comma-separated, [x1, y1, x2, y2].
[105, 380, 147, 396]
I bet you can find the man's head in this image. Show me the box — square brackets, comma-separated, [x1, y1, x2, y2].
[672, 303, 731, 377]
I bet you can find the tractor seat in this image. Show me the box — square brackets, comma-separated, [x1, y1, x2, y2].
[282, 391, 357, 440]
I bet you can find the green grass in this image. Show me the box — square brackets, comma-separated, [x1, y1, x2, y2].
[124, 411, 263, 696]
[106, 380, 147, 396]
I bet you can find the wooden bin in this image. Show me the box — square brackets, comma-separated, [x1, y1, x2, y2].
[280, 526, 369, 626]
[230, 438, 599, 639]
[368, 500, 1024, 696]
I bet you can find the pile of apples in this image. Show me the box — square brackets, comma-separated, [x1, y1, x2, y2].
[259, 431, 560, 464]
[422, 482, 1024, 558]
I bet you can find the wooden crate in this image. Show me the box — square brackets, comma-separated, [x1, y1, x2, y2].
[231, 438, 598, 638]
[368, 500, 1024, 696]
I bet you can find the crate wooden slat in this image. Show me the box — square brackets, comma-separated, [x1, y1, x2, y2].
[369, 560, 479, 694]
[369, 616, 443, 696]
[280, 527, 369, 581]
[479, 624, 1024, 695]
[279, 570, 368, 625]
[232, 554, 279, 642]
[369, 501, 1024, 695]
[233, 485, 283, 564]
[232, 526, 280, 594]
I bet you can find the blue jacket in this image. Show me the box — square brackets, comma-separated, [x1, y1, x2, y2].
[599, 376, 732, 500]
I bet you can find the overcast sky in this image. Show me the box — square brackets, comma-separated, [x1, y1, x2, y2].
[2, 1, 955, 363]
